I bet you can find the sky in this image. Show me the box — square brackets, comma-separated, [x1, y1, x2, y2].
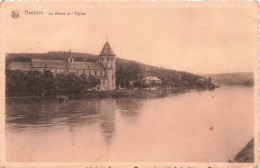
[2, 1, 258, 74]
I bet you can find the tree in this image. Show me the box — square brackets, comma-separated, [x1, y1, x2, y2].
[42, 70, 55, 93]
[27, 70, 44, 95]
[116, 63, 144, 89]
[6, 70, 29, 96]
[208, 77, 212, 84]
[55, 73, 67, 94]
[134, 80, 149, 90]
[65, 72, 81, 93]
[88, 75, 100, 90]
[79, 73, 90, 91]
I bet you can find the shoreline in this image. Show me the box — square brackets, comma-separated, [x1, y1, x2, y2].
[6, 85, 205, 102]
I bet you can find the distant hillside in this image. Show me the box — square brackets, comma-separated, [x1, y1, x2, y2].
[6, 52, 207, 88]
[203, 72, 254, 86]
[6, 51, 176, 74]
[6, 52, 97, 65]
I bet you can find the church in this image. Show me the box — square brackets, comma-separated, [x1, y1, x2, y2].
[7, 41, 116, 91]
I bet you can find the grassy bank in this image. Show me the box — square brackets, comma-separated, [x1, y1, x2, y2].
[230, 139, 254, 163]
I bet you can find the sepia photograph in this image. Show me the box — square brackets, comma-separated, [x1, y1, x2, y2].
[0, 1, 258, 167]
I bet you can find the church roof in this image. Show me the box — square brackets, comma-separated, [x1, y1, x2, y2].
[8, 62, 33, 71]
[31, 59, 67, 69]
[100, 41, 115, 56]
[69, 61, 104, 70]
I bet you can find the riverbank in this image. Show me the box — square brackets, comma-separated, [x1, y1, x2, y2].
[230, 139, 254, 162]
[6, 85, 207, 102]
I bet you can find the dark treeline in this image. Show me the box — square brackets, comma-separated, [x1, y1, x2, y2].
[6, 70, 100, 97]
[116, 60, 212, 89]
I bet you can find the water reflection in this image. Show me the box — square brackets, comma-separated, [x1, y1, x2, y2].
[5, 86, 254, 162]
[6, 97, 146, 145]
[99, 99, 116, 146]
[6, 100, 100, 130]
[6, 90, 194, 133]
[116, 98, 143, 124]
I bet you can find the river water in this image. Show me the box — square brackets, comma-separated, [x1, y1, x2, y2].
[5, 86, 254, 162]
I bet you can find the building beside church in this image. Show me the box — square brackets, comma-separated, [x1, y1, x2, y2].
[7, 41, 116, 91]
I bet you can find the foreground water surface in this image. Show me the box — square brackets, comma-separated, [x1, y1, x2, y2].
[6, 86, 254, 162]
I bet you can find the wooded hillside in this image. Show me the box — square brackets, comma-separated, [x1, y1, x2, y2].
[203, 72, 254, 86]
[6, 52, 207, 88]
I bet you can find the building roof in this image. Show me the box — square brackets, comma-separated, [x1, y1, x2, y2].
[100, 41, 115, 56]
[143, 76, 161, 81]
[31, 59, 67, 69]
[8, 62, 33, 71]
[69, 61, 104, 70]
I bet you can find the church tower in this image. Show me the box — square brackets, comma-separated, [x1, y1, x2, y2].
[98, 41, 116, 90]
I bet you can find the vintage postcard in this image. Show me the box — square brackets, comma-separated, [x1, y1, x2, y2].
[0, 1, 259, 167]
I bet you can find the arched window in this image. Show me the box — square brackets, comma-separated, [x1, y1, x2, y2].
[111, 58, 113, 61]
[107, 57, 109, 61]
[100, 71, 102, 76]
[83, 70, 85, 74]
[95, 71, 97, 76]
[89, 71, 91, 75]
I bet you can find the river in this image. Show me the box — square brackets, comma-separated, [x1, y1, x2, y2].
[5, 86, 254, 162]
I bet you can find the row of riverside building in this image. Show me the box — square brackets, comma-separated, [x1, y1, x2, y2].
[7, 41, 116, 91]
